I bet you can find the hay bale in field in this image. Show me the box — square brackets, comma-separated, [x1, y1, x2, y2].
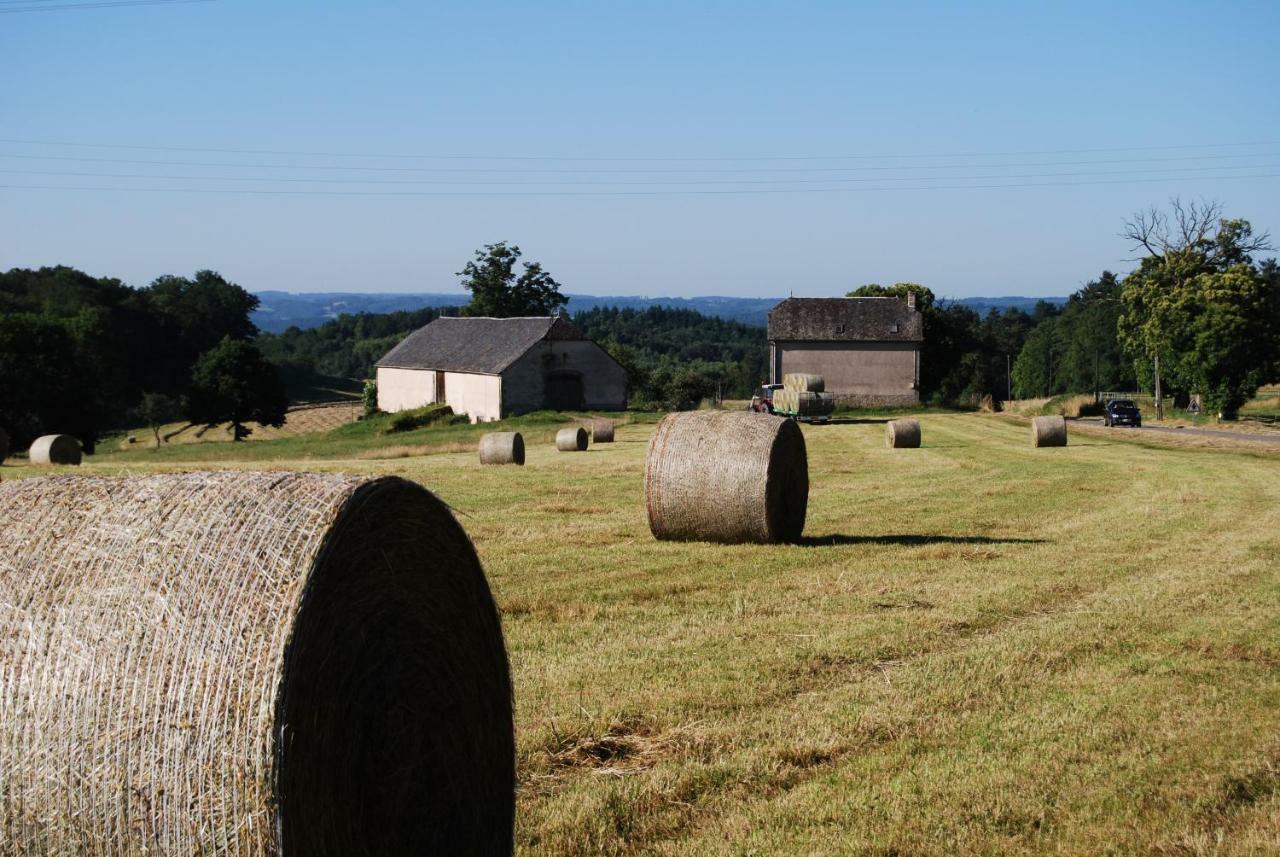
[782, 373, 824, 392]
[28, 434, 81, 465]
[0, 471, 514, 855]
[479, 431, 525, 465]
[885, 418, 921, 448]
[556, 426, 588, 451]
[1032, 414, 1068, 447]
[592, 418, 615, 443]
[644, 410, 807, 544]
[0, 428, 8, 463]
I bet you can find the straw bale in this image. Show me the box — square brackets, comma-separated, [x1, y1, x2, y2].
[479, 431, 525, 465]
[0, 471, 514, 854]
[592, 418, 615, 443]
[644, 411, 808, 543]
[27, 433, 81, 465]
[886, 418, 922, 448]
[782, 373, 824, 392]
[556, 426, 588, 451]
[1032, 414, 1068, 447]
[0, 428, 8, 463]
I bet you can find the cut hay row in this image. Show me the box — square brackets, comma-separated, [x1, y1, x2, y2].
[0, 471, 514, 854]
[28, 434, 81, 466]
[1032, 415, 1068, 447]
[556, 427, 589, 452]
[644, 410, 808, 544]
[782, 373, 824, 393]
[886, 418, 921, 448]
[479, 431, 525, 465]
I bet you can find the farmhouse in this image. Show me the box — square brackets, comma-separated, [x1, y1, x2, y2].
[767, 295, 923, 406]
[375, 315, 627, 422]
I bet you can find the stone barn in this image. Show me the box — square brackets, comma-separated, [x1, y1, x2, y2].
[375, 315, 627, 422]
[767, 296, 923, 406]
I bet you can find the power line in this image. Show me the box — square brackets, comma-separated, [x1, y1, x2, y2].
[0, 0, 213, 12]
[0, 151, 1275, 175]
[2, 173, 1277, 197]
[2, 162, 1277, 187]
[0, 135, 1275, 162]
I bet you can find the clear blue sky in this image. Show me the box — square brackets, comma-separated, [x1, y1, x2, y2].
[3, 0, 1278, 299]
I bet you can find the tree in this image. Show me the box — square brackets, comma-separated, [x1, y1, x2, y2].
[130, 392, 183, 448]
[187, 338, 288, 440]
[458, 242, 567, 317]
[1118, 200, 1278, 418]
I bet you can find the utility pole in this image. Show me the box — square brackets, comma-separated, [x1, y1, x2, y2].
[1006, 353, 1011, 401]
[1094, 348, 1099, 401]
[1154, 352, 1163, 421]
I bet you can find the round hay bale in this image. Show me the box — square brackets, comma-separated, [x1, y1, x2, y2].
[592, 418, 615, 443]
[479, 431, 525, 465]
[0, 471, 515, 854]
[28, 433, 82, 465]
[0, 427, 8, 463]
[556, 426, 588, 451]
[1032, 414, 1068, 447]
[885, 418, 921, 448]
[644, 411, 808, 544]
[782, 373, 824, 392]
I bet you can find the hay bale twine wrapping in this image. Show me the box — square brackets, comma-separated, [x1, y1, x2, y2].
[28, 433, 81, 465]
[479, 431, 525, 465]
[592, 418, 615, 443]
[1032, 414, 1068, 447]
[782, 373, 824, 392]
[0, 427, 8, 463]
[885, 418, 922, 448]
[645, 410, 808, 544]
[556, 426, 588, 451]
[0, 471, 514, 855]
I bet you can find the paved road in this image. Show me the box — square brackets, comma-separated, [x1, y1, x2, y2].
[1075, 418, 1280, 445]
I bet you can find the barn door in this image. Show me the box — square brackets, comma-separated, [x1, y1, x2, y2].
[544, 373, 583, 411]
[434, 371, 446, 403]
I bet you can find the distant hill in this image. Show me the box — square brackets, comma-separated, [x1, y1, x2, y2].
[252, 290, 1065, 332]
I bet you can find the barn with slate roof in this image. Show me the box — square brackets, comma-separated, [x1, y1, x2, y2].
[767, 295, 924, 406]
[375, 315, 627, 422]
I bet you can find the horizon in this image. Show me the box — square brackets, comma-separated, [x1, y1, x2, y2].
[4, 2, 1278, 298]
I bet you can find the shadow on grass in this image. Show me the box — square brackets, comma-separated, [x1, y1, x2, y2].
[825, 418, 892, 425]
[798, 534, 1047, 547]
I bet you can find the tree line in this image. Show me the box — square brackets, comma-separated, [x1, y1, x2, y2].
[0, 267, 286, 450]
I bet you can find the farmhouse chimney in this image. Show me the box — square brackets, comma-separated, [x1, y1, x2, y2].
[907, 291, 917, 311]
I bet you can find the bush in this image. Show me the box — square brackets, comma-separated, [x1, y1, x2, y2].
[383, 404, 458, 433]
[362, 379, 380, 417]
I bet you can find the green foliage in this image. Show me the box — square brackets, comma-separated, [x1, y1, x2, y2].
[459, 242, 567, 318]
[257, 306, 451, 380]
[848, 282, 936, 311]
[1118, 205, 1279, 418]
[361, 379, 380, 417]
[384, 403, 461, 433]
[187, 338, 289, 441]
[0, 311, 101, 451]
[130, 392, 183, 447]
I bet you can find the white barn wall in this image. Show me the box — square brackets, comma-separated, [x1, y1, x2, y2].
[445, 372, 503, 423]
[376, 367, 436, 412]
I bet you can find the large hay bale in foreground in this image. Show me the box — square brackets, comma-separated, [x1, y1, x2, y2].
[782, 373, 824, 392]
[645, 411, 808, 544]
[0, 471, 514, 855]
[479, 431, 525, 465]
[1032, 414, 1068, 447]
[28, 433, 81, 465]
[556, 426, 588, 451]
[592, 418, 615, 443]
[885, 418, 921, 448]
[0, 428, 8, 463]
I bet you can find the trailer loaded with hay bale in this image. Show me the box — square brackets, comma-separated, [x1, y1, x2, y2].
[479, 431, 525, 465]
[0, 471, 515, 855]
[28, 433, 82, 466]
[1032, 415, 1068, 447]
[771, 374, 835, 423]
[556, 426, 589, 452]
[886, 418, 921, 448]
[645, 410, 808, 544]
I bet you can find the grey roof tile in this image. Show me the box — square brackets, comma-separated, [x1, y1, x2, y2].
[376, 315, 581, 374]
[767, 297, 923, 343]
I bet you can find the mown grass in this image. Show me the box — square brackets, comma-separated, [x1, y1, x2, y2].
[4, 413, 1278, 854]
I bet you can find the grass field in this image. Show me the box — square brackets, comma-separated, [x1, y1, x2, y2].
[4, 413, 1279, 854]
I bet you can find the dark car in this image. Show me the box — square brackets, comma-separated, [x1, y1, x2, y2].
[1103, 399, 1142, 427]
